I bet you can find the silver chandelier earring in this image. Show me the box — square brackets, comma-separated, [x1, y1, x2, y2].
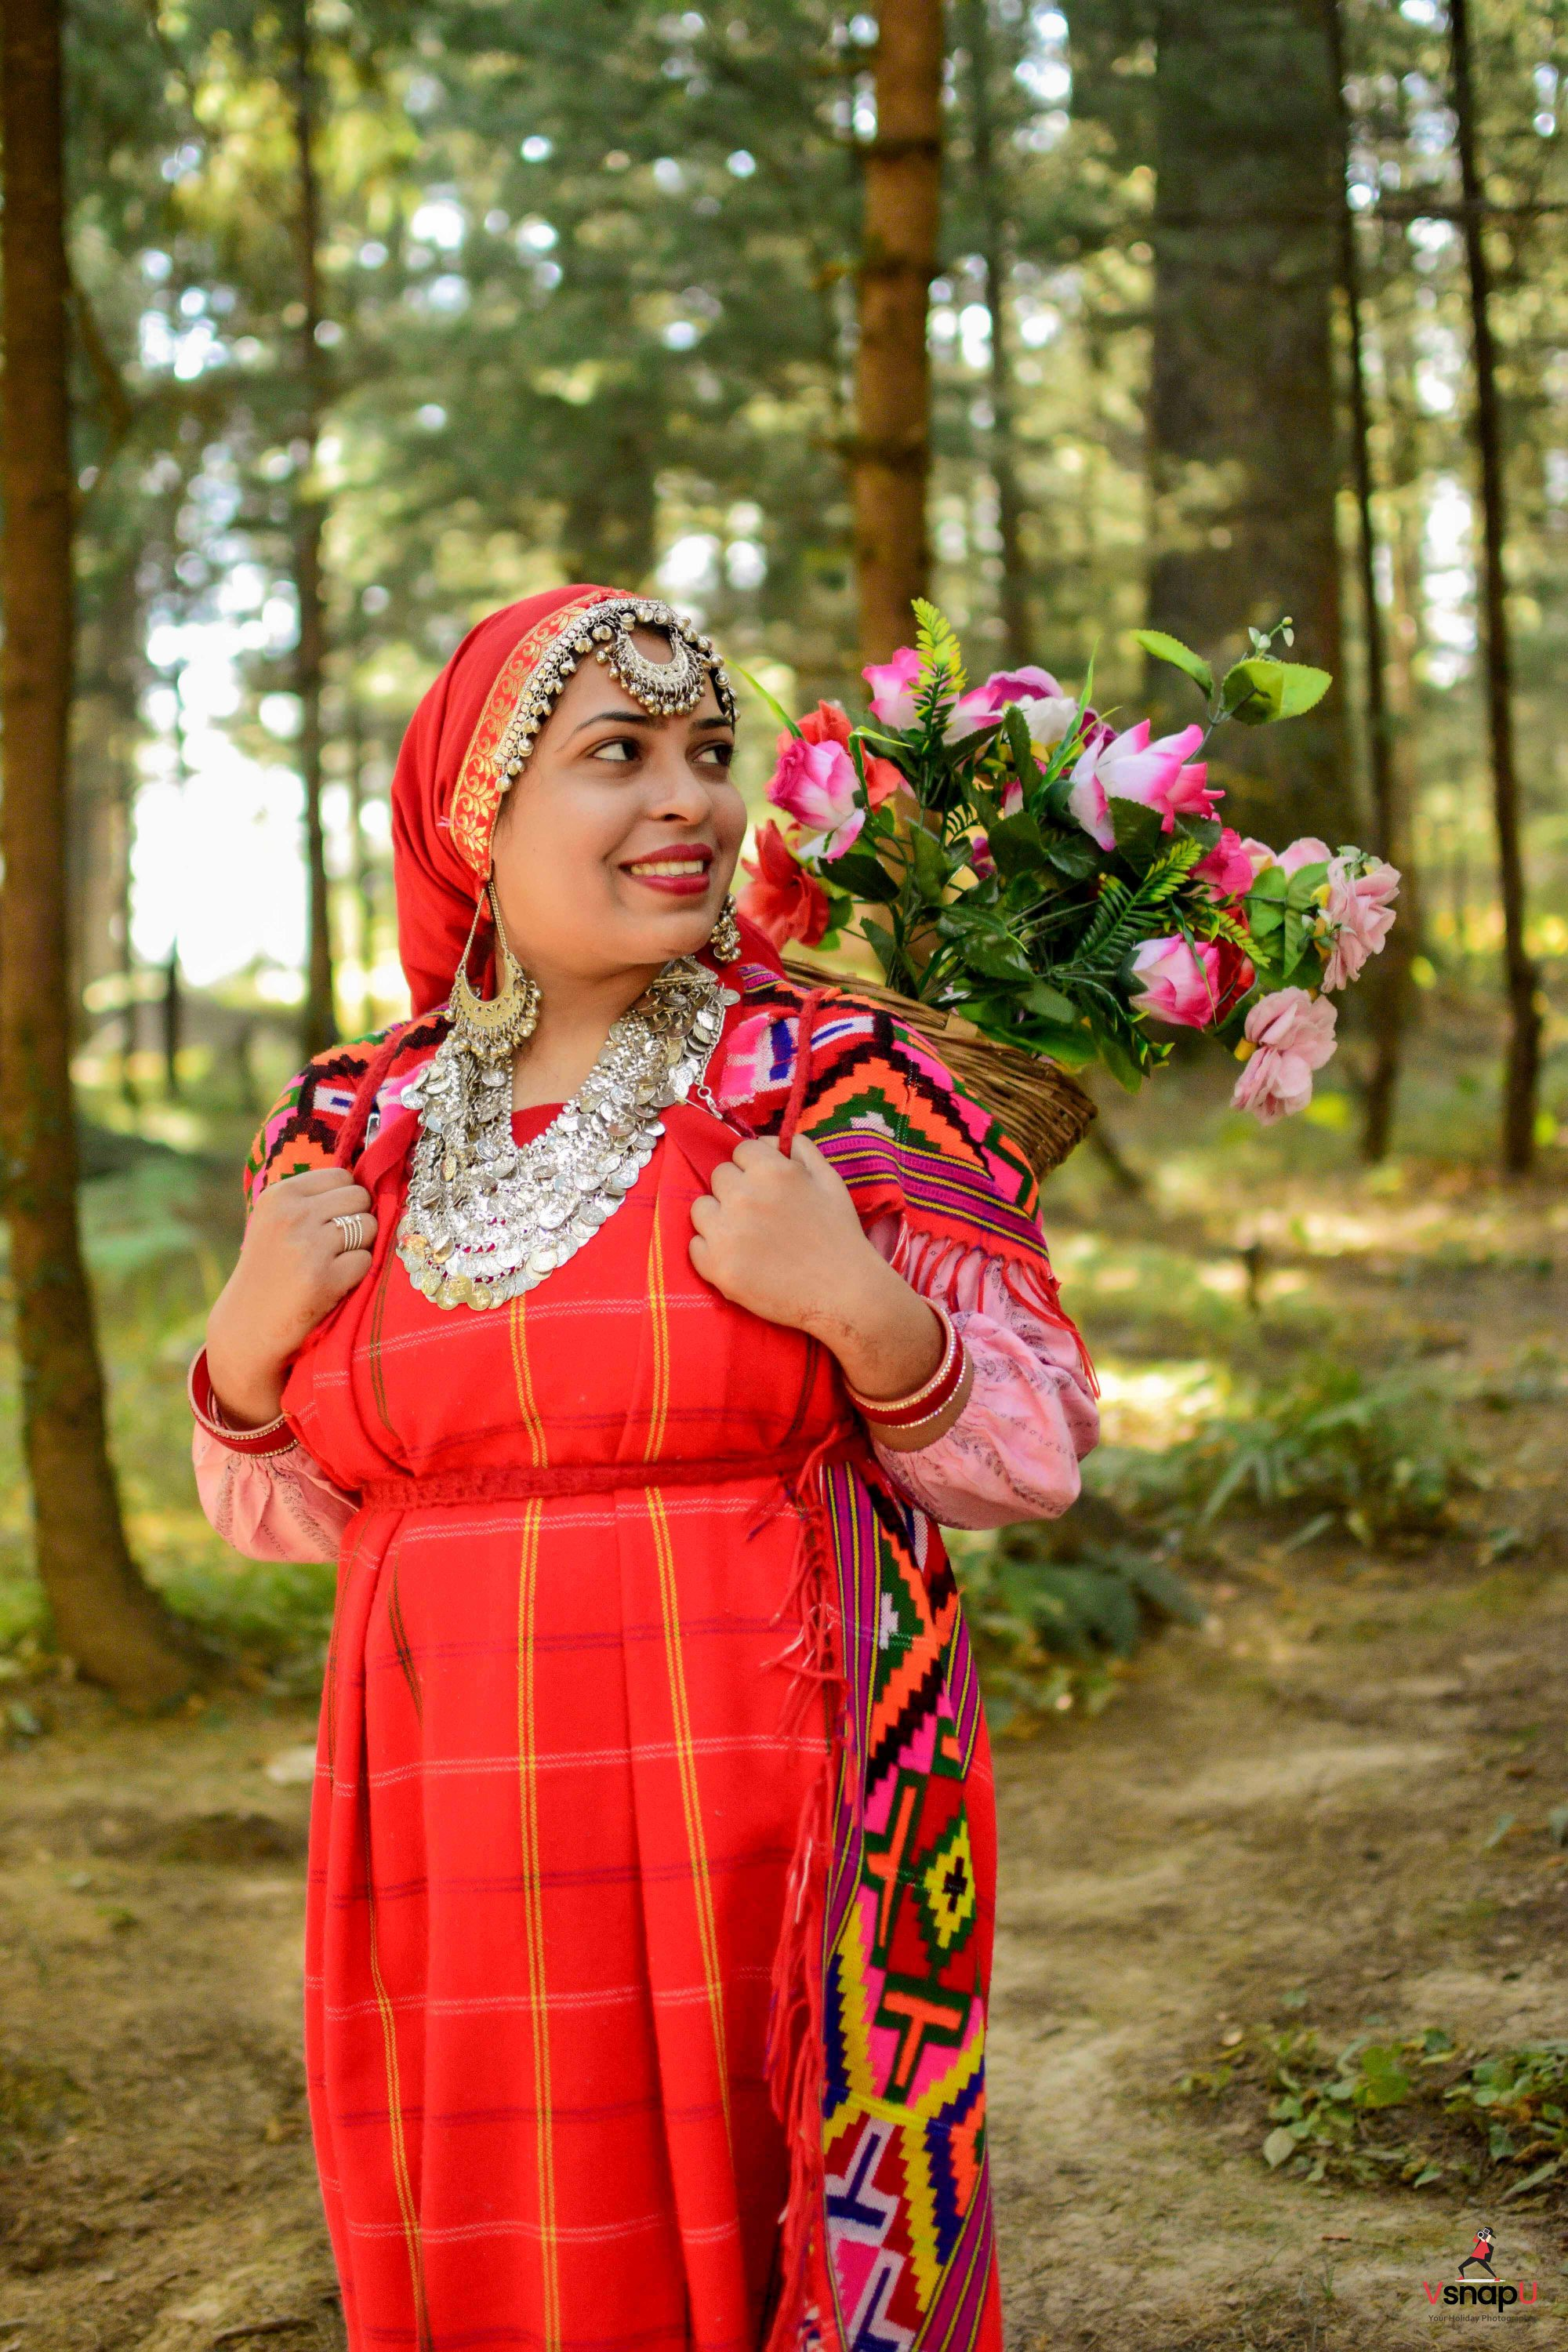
[450, 884, 541, 1062]
[708, 894, 741, 964]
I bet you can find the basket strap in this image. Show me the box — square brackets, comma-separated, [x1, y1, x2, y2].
[779, 985, 837, 1152]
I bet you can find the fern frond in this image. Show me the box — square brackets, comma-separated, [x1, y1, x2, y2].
[1079, 875, 1131, 959]
[913, 599, 967, 696]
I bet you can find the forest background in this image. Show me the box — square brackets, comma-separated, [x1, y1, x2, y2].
[0, 5, 1565, 2339]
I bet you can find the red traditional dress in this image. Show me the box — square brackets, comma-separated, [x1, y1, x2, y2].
[192, 587, 1098, 2352]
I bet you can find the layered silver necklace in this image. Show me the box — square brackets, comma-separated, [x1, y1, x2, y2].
[397, 958, 735, 1312]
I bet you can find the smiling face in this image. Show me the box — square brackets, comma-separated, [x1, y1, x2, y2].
[488, 626, 745, 986]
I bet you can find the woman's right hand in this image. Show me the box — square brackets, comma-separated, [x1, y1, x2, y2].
[204, 1169, 379, 1428]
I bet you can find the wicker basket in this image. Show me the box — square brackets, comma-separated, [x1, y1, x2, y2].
[782, 953, 1097, 1181]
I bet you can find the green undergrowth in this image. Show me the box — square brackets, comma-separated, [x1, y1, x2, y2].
[1091, 1355, 1486, 1543]
[951, 1515, 1205, 1728]
[1179, 2024, 1568, 2206]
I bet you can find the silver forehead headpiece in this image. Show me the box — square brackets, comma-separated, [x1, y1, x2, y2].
[492, 596, 737, 786]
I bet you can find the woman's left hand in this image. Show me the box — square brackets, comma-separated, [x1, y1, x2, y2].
[689, 1134, 945, 1403]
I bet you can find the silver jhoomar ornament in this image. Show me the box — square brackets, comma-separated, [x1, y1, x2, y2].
[397, 959, 735, 1312]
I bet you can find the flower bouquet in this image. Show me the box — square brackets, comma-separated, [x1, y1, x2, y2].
[738, 604, 1399, 1177]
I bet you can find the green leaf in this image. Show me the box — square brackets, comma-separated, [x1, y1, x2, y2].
[1025, 981, 1076, 1023]
[1221, 657, 1333, 727]
[960, 927, 1035, 983]
[829, 849, 901, 905]
[1285, 862, 1330, 909]
[1108, 797, 1168, 871]
[860, 916, 898, 980]
[1276, 663, 1333, 717]
[984, 811, 1047, 881]
[1262, 2126, 1298, 2169]
[1096, 1032, 1146, 1093]
[908, 824, 951, 902]
[1501, 2157, 1562, 2201]
[1134, 628, 1214, 699]
[1004, 703, 1037, 785]
[1045, 831, 1102, 880]
[733, 662, 801, 739]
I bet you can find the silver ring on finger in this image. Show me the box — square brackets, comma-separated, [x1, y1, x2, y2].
[332, 1212, 367, 1255]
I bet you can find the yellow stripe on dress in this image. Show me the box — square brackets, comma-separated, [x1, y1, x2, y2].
[644, 1485, 732, 2151]
[509, 1294, 548, 1469]
[644, 1202, 670, 1464]
[516, 1497, 561, 2347]
[365, 1861, 433, 2347]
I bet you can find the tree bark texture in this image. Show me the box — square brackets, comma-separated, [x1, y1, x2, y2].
[290, 0, 337, 1060]
[854, 0, 943, 669]
[1447, 0, 1539, 1175]
[1149, 0, 1352, 844]
[0, 0, 191, 1702]
[1328, 0, 1410, 1163]
[962, 0, 1031, 666]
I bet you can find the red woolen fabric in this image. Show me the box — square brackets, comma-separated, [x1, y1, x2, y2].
[285, 1098, 857, 2351]
[390, 584, 612, 1015]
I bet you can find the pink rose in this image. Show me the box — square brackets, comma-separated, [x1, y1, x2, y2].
[1320, 856, 1400, 992]
[797, 701, 904, 809]
[1230, 986, 1338, 1123]
[765, 733, 864, 861]
[1192, 826, 1256, 902]
[862, 646, 921, 730]
[1076, 719, 1222, 836]
[1276, 835, 1333, 877]
[1129, 936, 1231, 1029]
[946, 666, 1076, 749]
[969, 832, 996, 880]
[1239, 837, 1282, 880]
[1066, 723, 1117, 851]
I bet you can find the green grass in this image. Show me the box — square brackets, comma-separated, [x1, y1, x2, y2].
[1180, 2024, 1568, 2204]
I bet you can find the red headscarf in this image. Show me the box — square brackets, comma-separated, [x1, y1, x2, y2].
[390, 584, 623, 1014]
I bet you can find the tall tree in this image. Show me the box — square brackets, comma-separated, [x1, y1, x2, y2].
[853, 0, 944, 666]
[289, 0, 338, 1058]
[960, 0, 1031, 665]
[1147, 0, 1351, 841]
[0, 0, 191, 1702]
[1448, 0, 1539, 1174]
[1329, 0, 1410, 1163]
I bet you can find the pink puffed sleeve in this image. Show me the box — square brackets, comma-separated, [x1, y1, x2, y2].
[862, 1216, 1098, 1530]
[192, 1425, 357, 1563]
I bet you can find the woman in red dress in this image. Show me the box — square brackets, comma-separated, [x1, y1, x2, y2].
[193, 586, 1098, 2352]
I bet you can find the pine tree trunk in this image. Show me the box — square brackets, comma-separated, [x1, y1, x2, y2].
[0, 0, 192, 1704]
[962, 0, 1031, 666]
[1447, 0, 1538, 1175]
[1148, 0, 1351, 844]
[854, 0, 943, 667]
[1329, 0, 1409, 1163]
[290, 0, 336, 1060]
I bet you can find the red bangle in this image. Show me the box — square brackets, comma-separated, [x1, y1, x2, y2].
[188, 1348, 296, 1457]
[846, 1307, 967, 1429]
